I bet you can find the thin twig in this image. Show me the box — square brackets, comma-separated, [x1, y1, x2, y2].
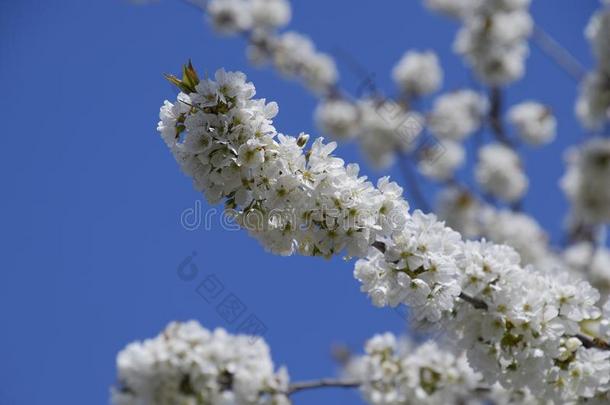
[458, 292, 488, 310]
[287, 378, 361, 395]
[575, 334, 610, 350]
[532, 25, 587, 82]
[488, 87, 514, 147]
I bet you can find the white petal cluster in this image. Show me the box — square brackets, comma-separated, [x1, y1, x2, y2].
[428, 90, 488, 141]
[436, 189, 549, 266]
[159, 67, 610, 402]
[314, 99, 360, 140]
[450, 241, 609, 402]
[357, 100, 424, 168]
[259, 31, 338, 94]
[577, 5, 610, 130]
[159, 69, 404, 258]
[392, 50, 443, 96]
[482, 210, 549, 265]
[576, 72, 610, 131]
[203, 0, 337, 94]
[508, 101, 556, 146]
[586, 7, 610, 75]
[564, 242, 610, 293]
[561, 137, 610, 224]
[423, 0, 479, 19]
[315, 98, 424, 168]
[354, 211, 463, 322]
[111, 321, 289, 405]
[345, 334, 481, 405]
[436, 187, 491, 239]
[475, 143, 528, 203]
[418, 140, 465, 181]
[207, 0, 291, 34]
[453, 0, 533, 85]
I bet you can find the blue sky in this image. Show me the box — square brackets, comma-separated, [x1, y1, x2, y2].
[0, 1, 601, 404]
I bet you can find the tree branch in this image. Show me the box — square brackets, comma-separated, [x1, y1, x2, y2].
[532, 25, 587, 82]
[488, 87, 514, 147]
[287, 378, 361, 395]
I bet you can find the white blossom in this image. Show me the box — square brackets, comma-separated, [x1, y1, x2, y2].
[418, 140, 465, 181]
[428, 90, 488, 141]
[207, 0, 291, 34]
[392, 50, 443, 96]
[564, 242, 610, 292]
[357, 100, 423, 168]
[482, 210, 549, 265]
[158, 67, 610, 402]
[250, 0, 291, 31]
[561, 137, 610, 224]
[355, 210, 463, 323]
[508, 101, 556, 146]
[475, 143, 528, 202]
[586, 8, 610, 75]
[267, 31, 338, 94]
[436, 187, 490, 239]
[207, 0, 252, 34]
[315, 99, 360, 139]
[159, 68, 393, 258]
[577, 5, 610, 130]
[111, 321, 289, 405]
[346, 335, 481, 405]
[453, 1, 533, 85]
[423, 0, 479, 19]
[576, 72, 610, 130]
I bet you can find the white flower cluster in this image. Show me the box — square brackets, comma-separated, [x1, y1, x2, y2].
[423, 0, 479, 19]
[249, 31, 338, 94]
[159, 68, 408, 258]
[428, 90, 488, 141]
[111, 321, 289, 405]
[417, 139, 465, 181]
[577, 73, 610, 130]
[435, 185, 610, 300]
[586, 5, 610, 73]
[436, 188, 550, 266]
[314, 99, 360, 140]
[159, 67, 610, 402]
[392, 50, 443, 96]
[204, 0, 337, 94]
[416, 90, 487, 181]
[315, 98, 424, 168]
[449, 241, 610, 403]
[354, 210, 463, 323]
[482, 209, 549, 266]
[207, 0, 291, 34]
[577, 4, 610, 130]
[561, 137, 610, 224]
[345, 334, 481, 404]
[564, 242, 610, 294]
[436, 187, 487, 239]
[357, 206, 609, 405]
[475, 143, 528, 203]
[452, 0, 533, 85]
[508, 101, 556, 146]
[345, 333, 543, 404]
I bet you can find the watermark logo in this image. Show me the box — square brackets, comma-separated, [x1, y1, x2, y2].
[177, 251, 268, 344]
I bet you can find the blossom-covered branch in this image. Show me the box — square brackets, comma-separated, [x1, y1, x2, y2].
[156, 64, 610, 402]
[110, 322, 540, 404]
